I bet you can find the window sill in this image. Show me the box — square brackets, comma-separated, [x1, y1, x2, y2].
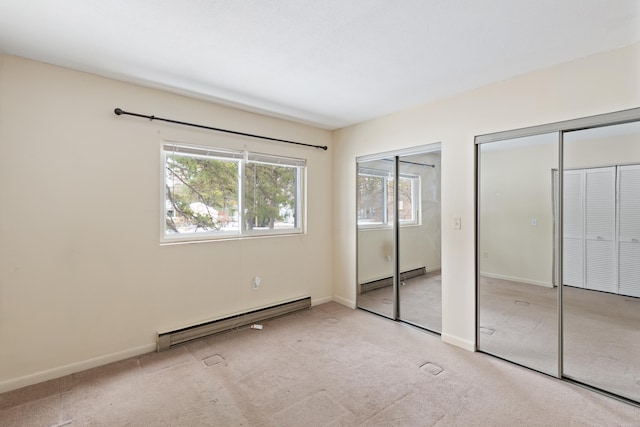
[160, 229, 305, 246]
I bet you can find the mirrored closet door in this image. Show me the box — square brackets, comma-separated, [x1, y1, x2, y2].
[477, 108, 640, 405]
[477, 132, 559, 376]
[357, 145, 442, 333]
[562, 120, 640, 403]
[356, 155, 397, 319]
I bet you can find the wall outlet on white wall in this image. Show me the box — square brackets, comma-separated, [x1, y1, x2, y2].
[252, 276, 261, 291]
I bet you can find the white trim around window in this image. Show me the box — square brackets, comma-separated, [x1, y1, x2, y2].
[161, 141, 306, 243]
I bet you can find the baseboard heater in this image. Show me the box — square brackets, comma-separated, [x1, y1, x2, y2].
[157, 297, 311, 352]
[360, 267, 427, 293]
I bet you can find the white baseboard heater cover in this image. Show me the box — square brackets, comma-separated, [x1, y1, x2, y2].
[157, 297, 311, 352]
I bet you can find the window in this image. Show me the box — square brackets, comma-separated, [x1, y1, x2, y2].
[357, 167, 419, 227]
[357, 173, 386, 225]
[163, 143, 305, 241]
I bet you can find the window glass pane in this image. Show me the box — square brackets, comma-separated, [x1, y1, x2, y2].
[358, 171, 419, 226]
[386, 177, 395, 224]
[357, 174, 385, 225]
[165, 151, 239, 236]
[244, 162, 299, 231]
[163, 143, 305, 241]
[397, 177, 414, 222]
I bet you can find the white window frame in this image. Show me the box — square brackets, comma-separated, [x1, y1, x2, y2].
[161, 142, 305, 243]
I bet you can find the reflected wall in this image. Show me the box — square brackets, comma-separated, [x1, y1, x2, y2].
[356, 147, 442, 333]
[478, 133, 558, 376]
[398, 152, 442, 332]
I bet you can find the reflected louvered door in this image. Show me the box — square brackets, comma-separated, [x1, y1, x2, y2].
[584, 167, 617, 293]
[618, 165, 640, 297]
[563, 170, 584, 287]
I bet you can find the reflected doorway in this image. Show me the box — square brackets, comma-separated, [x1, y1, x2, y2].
[356, 145, 442, 333]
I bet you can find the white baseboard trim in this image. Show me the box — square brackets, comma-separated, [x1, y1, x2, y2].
[332, 295, 356, 309]
[0, 343, 156, 394]
[441, 333, 475, 352]
[311, 296, 333, 306]
[426, 265, 442, 273]
[480, 272, 553, 288]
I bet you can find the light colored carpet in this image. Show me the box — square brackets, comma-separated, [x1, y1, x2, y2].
[358, 270, 442, 333]
[1, 302, 639, 426]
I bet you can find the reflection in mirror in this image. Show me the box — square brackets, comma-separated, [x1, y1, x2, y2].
[478, 132, 558, 375]
[562, 120, 640, 403]
[356, 157, 396, 318]
[398, 152, 442, 332]
[356, 148, 442, 330]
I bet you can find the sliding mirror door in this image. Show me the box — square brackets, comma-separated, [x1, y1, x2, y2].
[357, 145, 442, 332]
[357, 156, 396, 318]
[478, 133, 559, 375]
[562, 120, 640, 402]
[398, 151, 442, 332]
[478, 108, 640, 403]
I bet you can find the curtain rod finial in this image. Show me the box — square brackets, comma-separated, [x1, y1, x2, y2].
[114, 108, 123, 115]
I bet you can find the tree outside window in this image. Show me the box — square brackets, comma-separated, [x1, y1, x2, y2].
[163, 143, 304, 241]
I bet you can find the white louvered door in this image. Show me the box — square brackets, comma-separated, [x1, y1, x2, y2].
[618, 165, 640, 297]
[563, 170, 585, 287]
[584, 167, 617, 293]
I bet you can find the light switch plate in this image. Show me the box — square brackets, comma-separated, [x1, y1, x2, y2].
[453, 217, 462, 230]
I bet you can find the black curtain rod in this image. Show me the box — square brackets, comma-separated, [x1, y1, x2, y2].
[113, 108, 328, 151]
[382, 158, 435, 168]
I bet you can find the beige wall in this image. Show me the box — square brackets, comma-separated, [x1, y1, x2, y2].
[333, 42, 640, 350]
[565, 132, 640, 169]
[2, 42, 639, 393]
[478, 129, 640, 287]
[0, 55, 333, 392]
[479, 139, 557, 287]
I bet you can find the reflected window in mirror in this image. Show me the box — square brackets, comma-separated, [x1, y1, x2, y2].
[357, 167, 420, 228]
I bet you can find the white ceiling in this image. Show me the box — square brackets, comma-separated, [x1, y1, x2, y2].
[1, 1, 639, 130]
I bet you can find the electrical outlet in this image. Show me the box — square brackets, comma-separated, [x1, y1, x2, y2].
[252, 276, 261, 291]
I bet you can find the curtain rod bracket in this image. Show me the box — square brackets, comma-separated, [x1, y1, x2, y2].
[113, 107, 328, 151]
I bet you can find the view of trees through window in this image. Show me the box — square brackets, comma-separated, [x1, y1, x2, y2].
[164, 144, 302, 239]
[244, 162, 297, 230]
[395, 178, 414, 222]
[357, 171, 417, 226]
[357, 174, 386, 224]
